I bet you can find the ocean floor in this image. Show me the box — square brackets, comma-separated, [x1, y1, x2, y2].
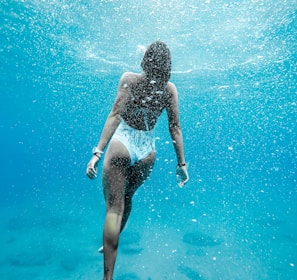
[1, 184, 296, 280]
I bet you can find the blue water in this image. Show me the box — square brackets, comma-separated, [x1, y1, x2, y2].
[1, 0, 297, 279]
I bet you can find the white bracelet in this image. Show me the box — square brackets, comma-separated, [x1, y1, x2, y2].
[92, 147, 104, 156]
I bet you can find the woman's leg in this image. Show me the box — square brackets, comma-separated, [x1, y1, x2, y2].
[102, 139, 130, 280]
[121, 151, 156, 232]
[101, 139, 155, 279]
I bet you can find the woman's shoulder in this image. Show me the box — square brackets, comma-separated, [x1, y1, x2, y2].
[118, 72, 143, 91]
[166, 81, 178, 96]
[120, 72, 143, 83]
[166, 81, 176, 90]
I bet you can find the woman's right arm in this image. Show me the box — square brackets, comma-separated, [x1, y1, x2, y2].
[86, 72, 131, 179]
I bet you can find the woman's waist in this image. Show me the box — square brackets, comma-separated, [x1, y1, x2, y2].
[120, 115, 155, 132]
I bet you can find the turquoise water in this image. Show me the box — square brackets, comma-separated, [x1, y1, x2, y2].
[1, 0, 297, 279]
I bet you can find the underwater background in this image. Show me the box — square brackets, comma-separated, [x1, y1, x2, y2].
[1, 0, 296, 279]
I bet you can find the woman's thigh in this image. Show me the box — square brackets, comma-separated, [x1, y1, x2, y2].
[102, 139, 131, 213]
[126, 151, 156, 196]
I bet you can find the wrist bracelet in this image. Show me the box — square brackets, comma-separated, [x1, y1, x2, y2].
[94, 153, 101, 159]
[177, 162, 186, 168]
[92, 147, 104, 156]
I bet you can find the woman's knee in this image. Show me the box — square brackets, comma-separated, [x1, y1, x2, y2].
[104, 212, 122, 248]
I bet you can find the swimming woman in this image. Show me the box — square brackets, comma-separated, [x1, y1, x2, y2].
[86, 41, 189, 280]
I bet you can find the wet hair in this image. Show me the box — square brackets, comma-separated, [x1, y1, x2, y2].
[141, 41, 171, 83]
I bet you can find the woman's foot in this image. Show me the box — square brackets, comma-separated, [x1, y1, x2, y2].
[98, 246, 104, 253]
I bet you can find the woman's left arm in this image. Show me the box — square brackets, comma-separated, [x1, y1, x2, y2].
[165, 83, 189, 187]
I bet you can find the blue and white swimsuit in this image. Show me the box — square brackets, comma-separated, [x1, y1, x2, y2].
[112, 118, 156, 166]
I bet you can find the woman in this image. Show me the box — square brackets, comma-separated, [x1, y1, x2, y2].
[86, 41, 189, 280]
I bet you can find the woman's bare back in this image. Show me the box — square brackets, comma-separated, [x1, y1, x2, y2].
[121, 73, 171, 131]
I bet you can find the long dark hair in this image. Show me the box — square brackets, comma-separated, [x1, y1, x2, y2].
[141, 41, 171, 84]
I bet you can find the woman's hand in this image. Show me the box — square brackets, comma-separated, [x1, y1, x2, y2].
[176, 164, 189, 187]
[86, 155, 100, 179]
